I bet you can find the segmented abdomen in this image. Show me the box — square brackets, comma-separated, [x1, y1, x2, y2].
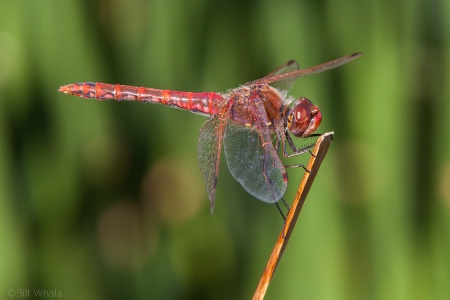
[58, 82, 223, 115]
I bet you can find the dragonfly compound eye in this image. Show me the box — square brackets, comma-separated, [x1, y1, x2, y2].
[288, 97, 322, 137]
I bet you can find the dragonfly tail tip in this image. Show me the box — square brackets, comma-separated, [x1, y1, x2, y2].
[58, 84, 73, 94]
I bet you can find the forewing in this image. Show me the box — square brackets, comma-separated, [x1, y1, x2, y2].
[259, 52, 362, 87]
[198, 116, 224, 214]
[223, 100, 287, 203]
[263, 60, 300, 79]
[245, 60, 300, 95]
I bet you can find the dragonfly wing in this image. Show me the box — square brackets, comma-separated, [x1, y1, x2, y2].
[259, 52, 362, 87]
[262, 60, 300, 78]
[198, 116, 225, 214]
[223, 100, 287, 203]
[245, 60, 300, 95]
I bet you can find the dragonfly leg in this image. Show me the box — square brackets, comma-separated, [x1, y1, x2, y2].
[281, 197, 290, 212]
[274, 137, 281, 153]
[275, 202, 286, 221]
[284, 163, 310, 173]
[306, 133, 322, 157]
[276, 198, 291, 239]
[276, 197, 291, 238]
[282, 131, 317, 158]
[276, 197, 290, 218]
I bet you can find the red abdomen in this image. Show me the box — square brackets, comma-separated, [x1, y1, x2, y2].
[58, 82, 223, 115]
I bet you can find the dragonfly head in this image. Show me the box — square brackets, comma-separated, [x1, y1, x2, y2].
[286, 97, 322, 137]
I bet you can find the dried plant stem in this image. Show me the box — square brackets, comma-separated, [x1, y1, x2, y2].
[252, 132, 334, 300]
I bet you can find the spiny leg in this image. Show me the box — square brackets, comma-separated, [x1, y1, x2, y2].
[276, 198, 291, 239]
[284, 163, 310, 172]
[281, 132, 322, 171]
[275, 202, 286, 221]
[283, 131, 319, 158]
[275, 198, 290, 221]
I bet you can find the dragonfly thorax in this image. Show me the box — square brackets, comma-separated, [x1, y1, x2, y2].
[227, 85, 285, 128]
[286, 97, 322, 137]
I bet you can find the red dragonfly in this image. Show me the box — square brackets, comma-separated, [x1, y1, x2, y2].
[59, 53, 361, 213]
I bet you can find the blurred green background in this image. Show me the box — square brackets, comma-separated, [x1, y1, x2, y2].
[0, 0, 449, 299]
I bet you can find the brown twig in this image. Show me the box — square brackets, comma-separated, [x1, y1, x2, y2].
[252, 131, 334, 300]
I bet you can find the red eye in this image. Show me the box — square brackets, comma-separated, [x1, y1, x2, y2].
[288, 97, 322, 137]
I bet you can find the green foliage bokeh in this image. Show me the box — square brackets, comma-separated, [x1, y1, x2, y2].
[0, 0, 449, 299]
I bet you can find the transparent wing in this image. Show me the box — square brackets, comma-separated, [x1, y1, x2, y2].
[245, 60, 300, 95]
[263, 60, 300, 79]
[197, 116, 225, 214]
[223, 100, 287, 203]
[258, 53, 362, 87]
[245, 53, 361, 100]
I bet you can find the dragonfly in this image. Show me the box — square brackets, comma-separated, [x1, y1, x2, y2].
[59, 53, 361, 213]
